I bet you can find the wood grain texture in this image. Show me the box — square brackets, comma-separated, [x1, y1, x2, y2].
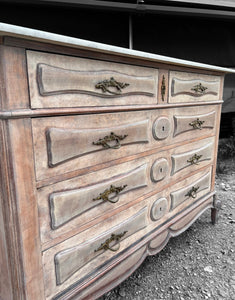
[6, 119, 45, 300]
[49, 163, 147, 229]
[0, 121, 13, 300]
[27, 50, 158, 109]
[0, 45, 44, 300]
[46, 119, 149, 167]
[37, 63, 156, 98]
[0, 45, 29, 110]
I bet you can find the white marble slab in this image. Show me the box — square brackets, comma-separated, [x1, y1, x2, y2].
[0, 22, 234, 73]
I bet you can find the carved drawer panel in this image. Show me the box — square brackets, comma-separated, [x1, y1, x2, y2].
[49, 164, 147, 230]
[46, 120, 149, 167]
[27, 50, 158, 108]
[169, 71, 221, 103]
[170, 171, 211, 210]
[32, 106, 218, 182]
[42, 202, 148, 299]
[173, 111, 216, 136]
[171, 141, 214, 175]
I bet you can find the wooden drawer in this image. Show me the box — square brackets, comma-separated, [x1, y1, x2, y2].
[169, 71, 221, 103]
[37, 136, 214, 248]
[42, 201, 148, 299]
[42, 166, 212, 299]
[32, 106, 218, 182]
[26, 50, 158, 108]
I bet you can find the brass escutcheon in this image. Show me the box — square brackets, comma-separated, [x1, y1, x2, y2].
[187, 153, 203, 165]
[161, 75, 166, 101]
[93, 184, 127, 203]
[189, 118, 205, 130]
[95, 77, 130, 95]
[95, 231, 128, 252]
[191, 82, 208, 94]
[185, 186, 199, 199]
[93, 132, 128, 149]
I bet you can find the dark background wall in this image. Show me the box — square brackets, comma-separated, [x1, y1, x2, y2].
[0, 2, 235, 67]
[0, 1, 234, 137]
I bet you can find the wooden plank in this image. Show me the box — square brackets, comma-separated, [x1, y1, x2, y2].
[0, 45, 29, 110]
[0, 119, 26, 300]
[0, 121, 13, 300]
[0, 45, 44, 299]
[7, 118, 45, 300]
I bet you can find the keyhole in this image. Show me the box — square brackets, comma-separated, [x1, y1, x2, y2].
[159, 207, 162, 211]
[160, 168, 163, 173]
[162, 126, 165, 131]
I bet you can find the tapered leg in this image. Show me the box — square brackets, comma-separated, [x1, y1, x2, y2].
[211, 194, 221, 225]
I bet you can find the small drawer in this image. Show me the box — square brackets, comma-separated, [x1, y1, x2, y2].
[42, 203, 148, 299]
[171, 141, 214, 175]
[32, 106, 218, 182]
[169, 71, 221, 103]
[27, 50, 158, 108]
[170, 171, 212, 210]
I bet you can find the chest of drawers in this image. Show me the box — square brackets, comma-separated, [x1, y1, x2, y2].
[0, 23, 233, 300]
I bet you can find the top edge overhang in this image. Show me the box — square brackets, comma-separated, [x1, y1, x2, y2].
[0, 22, 235, 74]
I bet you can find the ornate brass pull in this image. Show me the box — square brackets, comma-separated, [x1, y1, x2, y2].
[95, 77, 130, 95]
[187, 153, 202, 165]
[185, 186, 199, 199]
[93, 184, 127, 203]
[189, 118, 205, 130]
[95, 231, 128, 252]
[161, 75, 166, 101]
[191, 83, 208, 94]
[93, 132, 128, 149]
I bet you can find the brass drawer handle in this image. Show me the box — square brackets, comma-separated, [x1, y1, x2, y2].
[93, 132, 128, 149]
[191, 83, 208, 94]
[95, 77, 130, 95]
[187, 153, 202, 165]
[95, 231, 128, 252]
[93, 184, 127, 203]
[185, 186, 199, 198]
[189, 118, 205, 130]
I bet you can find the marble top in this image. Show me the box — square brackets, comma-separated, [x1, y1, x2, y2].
[0, 22, 234, 73]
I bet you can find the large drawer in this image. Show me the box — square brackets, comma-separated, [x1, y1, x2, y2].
[32, 106, 218, 182]
[42, 201, 148, 299]
[169, 71, 221, 103]
[37, 136, 215, 248]
[26, 50, 158, 108]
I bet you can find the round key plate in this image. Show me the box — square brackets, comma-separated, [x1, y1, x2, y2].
[150, 197, 168, 221]
[152, 116, 171, 140]
[150, 158, 169, 182]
